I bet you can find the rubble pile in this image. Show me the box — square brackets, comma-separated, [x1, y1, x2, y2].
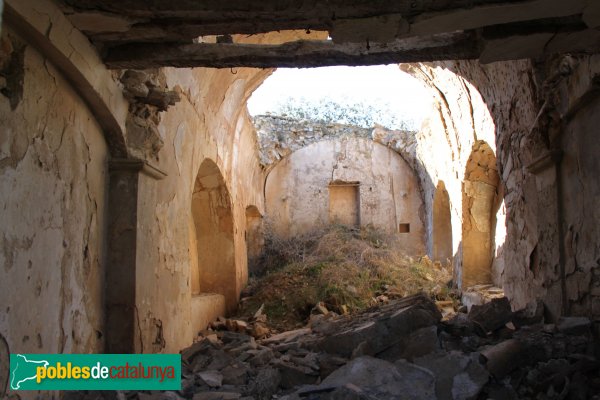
[72, 294, 599, 400]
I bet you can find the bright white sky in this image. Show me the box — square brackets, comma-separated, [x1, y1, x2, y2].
[247, 65, 434, 129]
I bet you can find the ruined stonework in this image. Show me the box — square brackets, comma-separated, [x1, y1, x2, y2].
[265, 137, 426, 255]
[1, 0, 600, 367]
[119, 69, 181, 160]
[0, 28, 108, 354]
[253, 116, 426, 253]
[0, 1, 271, 353]
[404, 57, 600, 326]
[253, 115, 418, 170]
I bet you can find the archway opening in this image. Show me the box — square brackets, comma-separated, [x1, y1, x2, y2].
[432, 180, 453, 264]
[461, 141, 500, 288]
[190, 159, 236, 311]
[245, 206, 264, 276]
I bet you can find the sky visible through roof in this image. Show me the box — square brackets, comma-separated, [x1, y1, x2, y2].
[247, 65, 434, 131]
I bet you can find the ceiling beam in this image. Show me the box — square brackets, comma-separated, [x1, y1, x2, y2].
[103, 32, 482, 69]
[60, 0, 556, 44]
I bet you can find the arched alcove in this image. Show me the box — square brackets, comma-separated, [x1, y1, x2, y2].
[461, 141, 500, 288]
[432, 180, 453, 264]
[190, 159, 236, 310]
[245, 205, 264, 275]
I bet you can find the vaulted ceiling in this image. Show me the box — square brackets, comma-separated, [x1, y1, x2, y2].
[55, 0, 600, 69]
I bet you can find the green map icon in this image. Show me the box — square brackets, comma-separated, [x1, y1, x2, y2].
[10, 354, 49, 390]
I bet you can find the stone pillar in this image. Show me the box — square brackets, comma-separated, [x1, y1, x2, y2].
[105, 159, 166, 353]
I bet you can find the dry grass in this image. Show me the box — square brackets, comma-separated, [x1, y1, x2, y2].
[236, 225, 454, 331]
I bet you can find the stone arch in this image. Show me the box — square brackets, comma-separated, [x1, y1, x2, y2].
[190, 159, 236, 310]
[245, 205, 264, 276]
[461, 141, 500, 288]
[432, 180, 453, 264]
[265, 137, 426, 253]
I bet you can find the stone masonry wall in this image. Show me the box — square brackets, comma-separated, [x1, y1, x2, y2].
[264, 137, 426, 255]
[405, 57, 600, 327]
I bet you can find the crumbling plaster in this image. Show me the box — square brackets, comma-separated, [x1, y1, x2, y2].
[0, 28, 108, 354]
[130, 65, 270, 352]
[405, 56, 600, 324]
[1, 0, 275, 354]
[265, 137, 426, 255]
[2, 0, 600, 360]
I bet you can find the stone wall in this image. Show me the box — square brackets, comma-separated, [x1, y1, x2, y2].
[130, 66, 270, 352]
[405, 57, 600, 327]
[2, 0, 600, 361]
[0, 0, 276, 355]
[253, 115, 418, 171]
[0, 28, 108, 354]
[265, 137, 426, 255]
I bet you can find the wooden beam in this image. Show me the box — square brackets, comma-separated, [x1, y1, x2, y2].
[60, 0, 521, 44]
[103, 32, 482, 69]
[62, 0, 513, 20]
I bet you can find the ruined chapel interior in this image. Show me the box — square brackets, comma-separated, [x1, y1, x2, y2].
[1, 0, 600, 398]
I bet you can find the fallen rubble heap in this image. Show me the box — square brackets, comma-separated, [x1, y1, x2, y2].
[69, 294, 599, 400]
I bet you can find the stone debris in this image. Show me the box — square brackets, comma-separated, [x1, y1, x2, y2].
[467, 296, 513, 334]
[69, 295, 599, 400]
[461, 284, 506, 311]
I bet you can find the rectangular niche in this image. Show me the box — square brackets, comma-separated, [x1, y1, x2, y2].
[328, 181, 360, 227]
[399, 223, 410, 233]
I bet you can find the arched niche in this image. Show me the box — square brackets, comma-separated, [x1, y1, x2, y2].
[432, 180, 453, 264]
[461, 141, 500, 288]
[190, 159, 236, 311]
[245, 205, 264, 275]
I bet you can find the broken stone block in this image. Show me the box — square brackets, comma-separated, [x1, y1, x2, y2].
[468, 297, 513, 334]
[273, 359, 319, 389]
[205, 349, 234, 371]
[317, 295, 441, 357]
[318, 356, 436, 400]
[513, 299, 544, 327]
[120, 70, 149, 87]
[414, 351, 489, 400]
[146, 88, 181, 111]
[317, 353, 348, 380]
[479, 339, 524, 379]
[247, 367, 280, 400]
[192, 392, 242, 400]
[556, 316, 591, 335]
[247, 348, 274, 367]
[181, 340, 215, 366]
[221, 364, 249, 386]
[378, 325, 440, 362]
[198, 371, 223, 388]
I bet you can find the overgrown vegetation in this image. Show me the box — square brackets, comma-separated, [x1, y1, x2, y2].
[236, 225, 453, 331]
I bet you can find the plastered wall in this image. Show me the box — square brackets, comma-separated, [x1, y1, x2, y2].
[265, 137, 426, 254]
[0, 29, 108, 354]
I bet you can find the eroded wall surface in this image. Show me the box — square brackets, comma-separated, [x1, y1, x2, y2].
[265, 137, 426, 254]
[2, 0, 600, 359]
[406, 57, 600, 325]
[131, 66, 269, 352]
[0, 29, 108, 354]
[402, 62, 506, 289]
[0, 4, 273, 354]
